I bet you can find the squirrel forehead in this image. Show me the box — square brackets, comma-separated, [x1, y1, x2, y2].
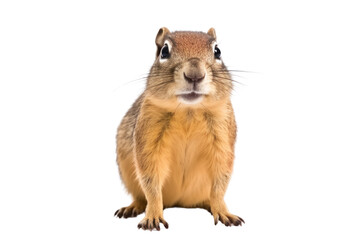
[166, 31, 215, 56]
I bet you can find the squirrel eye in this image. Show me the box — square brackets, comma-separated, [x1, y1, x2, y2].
[214, 45, 221, 59]
[160, 44, 170, 59]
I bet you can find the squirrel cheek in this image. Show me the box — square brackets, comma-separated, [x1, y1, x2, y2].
[206, 83, 217, 95]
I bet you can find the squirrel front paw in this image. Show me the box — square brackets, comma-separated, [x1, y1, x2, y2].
[137, 215, 169, 231]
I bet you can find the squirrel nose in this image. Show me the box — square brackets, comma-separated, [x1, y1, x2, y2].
[183, 72, 205, 83]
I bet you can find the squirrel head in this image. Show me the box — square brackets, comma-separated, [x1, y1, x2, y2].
[146, 27, 232, 108]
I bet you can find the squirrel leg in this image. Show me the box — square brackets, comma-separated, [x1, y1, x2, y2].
[209, 157, 245, 227]
[135, 128, 169, 230]
[133, 113, 171, 230]
[136, 173, 169, 231]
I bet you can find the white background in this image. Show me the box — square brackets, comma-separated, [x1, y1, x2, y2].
[1, 0, 359, 239]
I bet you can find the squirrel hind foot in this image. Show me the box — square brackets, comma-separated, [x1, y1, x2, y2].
[114, 200, 146, 219]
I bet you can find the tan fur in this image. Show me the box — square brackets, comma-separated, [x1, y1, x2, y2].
[114, 28, 244, 230]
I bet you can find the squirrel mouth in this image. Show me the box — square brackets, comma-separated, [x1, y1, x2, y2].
[177, 92, 204, 103]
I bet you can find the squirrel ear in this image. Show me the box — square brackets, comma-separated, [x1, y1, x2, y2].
[156, 27, 170, 48]
[207, 28, 217, 40]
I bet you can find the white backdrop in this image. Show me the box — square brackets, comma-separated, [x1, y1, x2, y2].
[1, 0, 359, 239]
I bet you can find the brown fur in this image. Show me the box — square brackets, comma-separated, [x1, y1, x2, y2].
[114, 28, 244, 230]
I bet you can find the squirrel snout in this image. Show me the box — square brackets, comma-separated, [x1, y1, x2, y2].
[183, 72, 205, 83]
[183, 59, 206, 84]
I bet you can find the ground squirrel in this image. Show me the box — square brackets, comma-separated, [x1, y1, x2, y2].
[114, 27, 244, 230]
